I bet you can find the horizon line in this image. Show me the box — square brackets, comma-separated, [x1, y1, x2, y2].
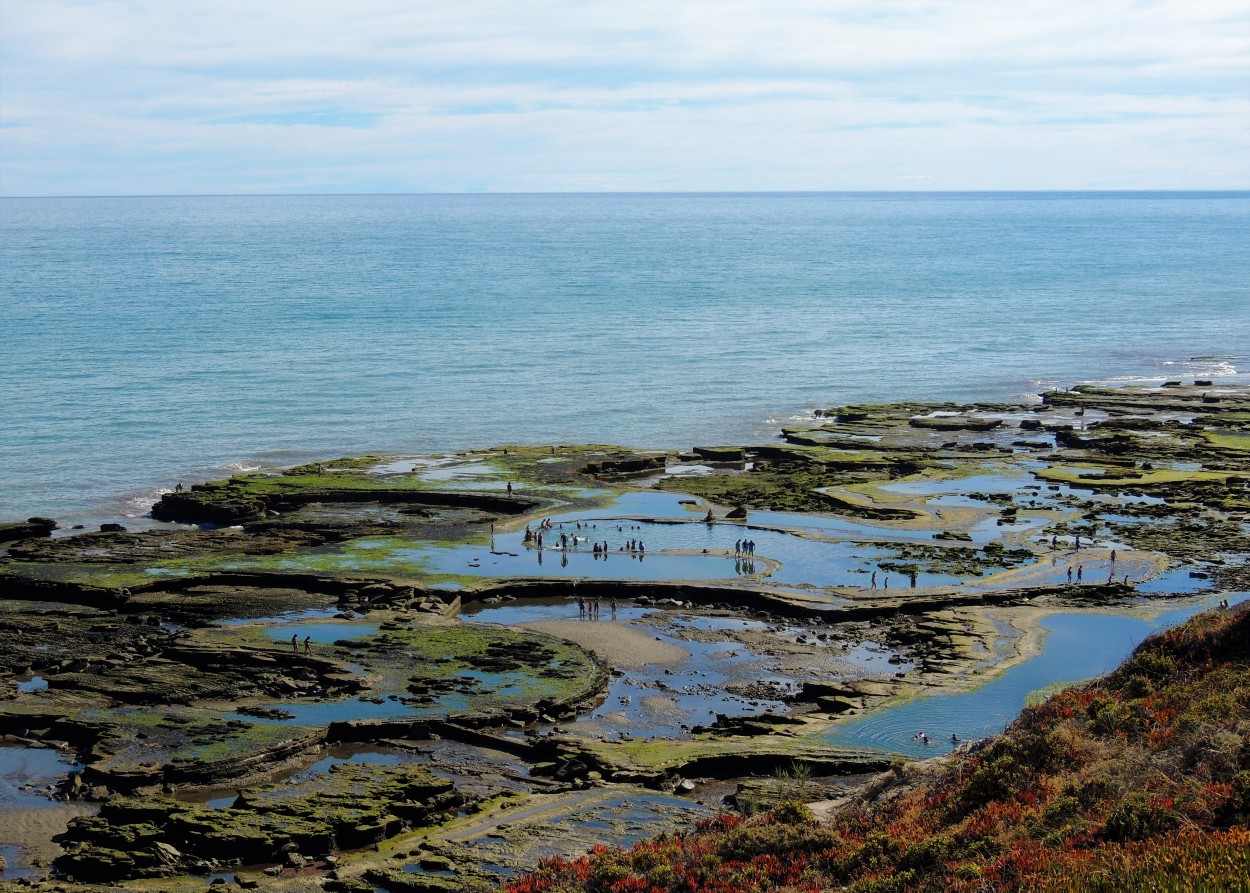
[3, 188, 1249, 200]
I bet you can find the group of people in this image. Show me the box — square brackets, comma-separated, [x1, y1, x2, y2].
[867, 570, 922, 590]
[522, 521, 648, 563]
[577, 596, 617, 620]
[1060, 548, 1133, 585]
[734, 539, 756, 556]
[290, 634, 311, 654]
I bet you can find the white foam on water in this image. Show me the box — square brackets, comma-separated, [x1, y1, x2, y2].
[221, 461, 263, 473]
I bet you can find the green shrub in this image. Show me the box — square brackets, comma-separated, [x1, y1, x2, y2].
[958, 740, 1027, 810]
[1087, 697, 1138, 738]
[771, 800, 816, 825]
[897, 834, 952, 871]
[954, 862, 984, 881]
[1103, 795, 1181, 842]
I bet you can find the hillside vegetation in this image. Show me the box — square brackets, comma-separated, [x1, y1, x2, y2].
[505, 603, 1250, 893]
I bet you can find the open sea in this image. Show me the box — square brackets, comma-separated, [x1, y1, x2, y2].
[2, 192, 1249, 527]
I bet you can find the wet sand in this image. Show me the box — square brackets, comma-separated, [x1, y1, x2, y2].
[517, 619, 687, 669]
[0, 804, 95, 879]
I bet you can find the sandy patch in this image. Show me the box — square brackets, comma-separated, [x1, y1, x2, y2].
[0, 803, 95, 876]
[517, 619, 687, 669]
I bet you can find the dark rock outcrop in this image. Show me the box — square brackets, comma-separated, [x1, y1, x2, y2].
[0, 516, 56, 542]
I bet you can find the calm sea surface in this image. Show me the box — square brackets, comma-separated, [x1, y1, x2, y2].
[2, 192, 1248, 526]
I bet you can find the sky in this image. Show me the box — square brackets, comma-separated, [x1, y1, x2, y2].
[1, 0, 1248, 195]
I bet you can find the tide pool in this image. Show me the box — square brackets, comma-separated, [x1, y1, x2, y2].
[823, 594, 1247, 757]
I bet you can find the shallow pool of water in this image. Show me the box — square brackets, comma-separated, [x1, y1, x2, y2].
[553, 489, 704, 520]
[219, 483, 1034, 590]
[418, 462, 501, 482]
[882, 473, 1033, 498]
[750, 510, 933, 542]
[369, 514, 968, 590]
[217, 606, 343, 627]
[965, 513, 1048, 545]
[0, 844, 29, 880]
[823, 594, 1247, 758]
[263, 623, 380, 644]
[225, 696, 424, 726]
[0, 747, 80, 810]
[1135, 567, 1213, 594]
[13, 675, 47, 693]
[416, 540, 749, 582]
[462, 601, 649, 626]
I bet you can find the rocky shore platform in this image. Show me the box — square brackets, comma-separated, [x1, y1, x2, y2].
[1, 382, 1247, 890]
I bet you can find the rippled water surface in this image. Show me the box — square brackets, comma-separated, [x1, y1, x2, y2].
[3, 193, 1248, 525]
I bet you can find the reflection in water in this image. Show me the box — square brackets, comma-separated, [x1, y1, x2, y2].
[0, 747, 80, 810]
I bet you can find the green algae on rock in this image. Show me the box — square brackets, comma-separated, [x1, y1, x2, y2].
[54, 761, 461, 883]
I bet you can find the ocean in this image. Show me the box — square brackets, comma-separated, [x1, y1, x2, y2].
[2, 192, 1248, 527]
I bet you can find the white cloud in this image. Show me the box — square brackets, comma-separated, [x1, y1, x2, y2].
[1, 0, 1247, 193]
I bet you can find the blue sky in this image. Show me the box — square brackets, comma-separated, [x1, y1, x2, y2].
[1, 0, 1247, 194]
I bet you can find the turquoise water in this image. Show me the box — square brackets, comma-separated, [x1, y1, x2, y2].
[2, 193, 1248, 525]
